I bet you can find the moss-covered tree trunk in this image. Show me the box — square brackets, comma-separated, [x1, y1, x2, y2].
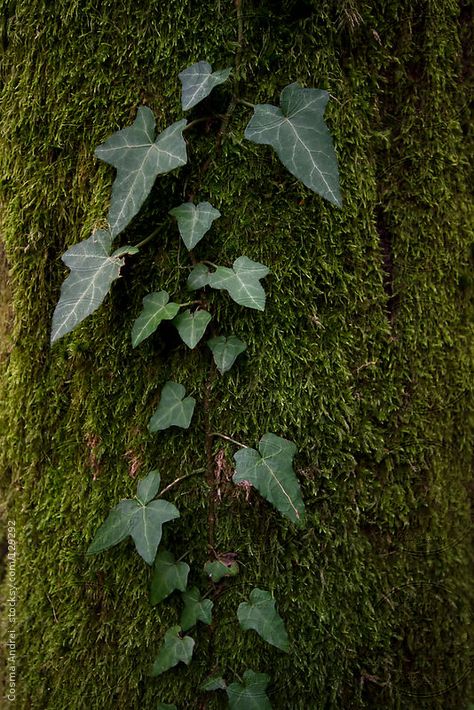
[1, 1, 472, 708]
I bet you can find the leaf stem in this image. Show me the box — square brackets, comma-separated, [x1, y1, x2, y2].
[133, 225, 162, 250]
[177, 300, 202, 308]
[183, 116, 215, 131]
[202, 260, 218, 269]
[236, 98, 255, 109]
[211, 432, 248, 448]
[158, 468, 205, 497]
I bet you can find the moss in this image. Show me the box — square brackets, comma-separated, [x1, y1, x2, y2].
[0, 0, 472, 708]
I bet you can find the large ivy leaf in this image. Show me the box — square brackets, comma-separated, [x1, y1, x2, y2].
[180, 587, 213, 631]
[150, 550, 190, 606]
[129, 499, 180, 565]
[227, 670, 272, 710]
[51, 230, 125, 343]
[136, 470, 161, 505]
[95, 106, 187, 238]
[244, 83, 342, 207]
[148, 381, 196, 432]
[209, 257, 269, 311]
[173, 309, 212, 349]
[169, 201, 220, 250]
[179, 61, 231, 110]
[132, 291, 180, 347]
[151, 626, 195, 676]
[86, 499, 139, 556]
[207, 335, 247, 374]
[237, 588, 289, 652]
[187, 263, 210, 291]
[233, 434, 305, 525]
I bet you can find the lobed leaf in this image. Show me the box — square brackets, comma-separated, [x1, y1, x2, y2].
[148, 381, 196, 432]
[132, 291, 180, 347]
[86, 499, 139, 556]
[169, 201, 220, 250]
[179, 61, 231, 110]
[173, 309, 212, 349]
[204, 559, 239, 583]
[187, 263, 210, 291]
[136, 470, 161, 505]
[129, 499, 180, 565]
[150, 550, 190, 606]
[180, 587, 213, 631]
[227, 670, 272, 710]
[209, 256, 269, 311]
[151, 626, 195, 676]
[237, 588, 289, 652]
[207, 335, 247, 374]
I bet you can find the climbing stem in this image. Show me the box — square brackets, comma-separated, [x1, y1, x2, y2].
[211, 432, 248, 448]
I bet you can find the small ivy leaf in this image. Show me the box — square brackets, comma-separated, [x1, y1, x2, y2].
[86, 499, 139, 556]
[157, 704, 177, 710]
[201, 676, 227, 691]
[179, 61, 232, 110]
[180, 587, 213, 631]
[132, 291, 180, 347]
[95, 106, 187, 238]
[169, 201, 221, 250]
[187, 264, 210, 291]
[244, 83, 342, 207]
[204, 558, 239, 583]
[136, 470, 161, 505]
[173, 309, 212, 349]
[226, 670, 272, 710]
[233, 433, 305, 525]
[207, 335, 247, 374]
[151, 626, 195, 676]
[150, 550, 190, 606]
[129, 499, 180, 565]
[51, 230, 124, 344]
[148, 381, 196, 432]
[209, 256, 269, 311]
[237, 588, 289, 652]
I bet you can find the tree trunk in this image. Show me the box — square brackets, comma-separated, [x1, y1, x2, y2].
[0, 1, 472, 708]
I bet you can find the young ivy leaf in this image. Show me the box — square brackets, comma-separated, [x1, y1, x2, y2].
[151, 626, 195, 677]
[179, 61, 232, 111]
[187, 264, 211, 291]
[237, 588, 289, 652]
[148, 381, 196, 432]
[95, 106, 187, 238]
[51, 230, 125, 344]
[136, 470, 161, 505]
[204, 558, 239, 583]
[233, 433, 305, 525]
[129, 499, 180, 565]
[209, 256, 270, 311]
[131, 291, 180, 347]
[150, 550, 190, 606]
[201, 676, 227, 691]
[173, 309, 212, 349]
[207, 335, 247, 374]
[244, 83, 342, 207]
[226, 670, 272, 710]
[169, 201, 221, 250]
[180, 587, 213, 631]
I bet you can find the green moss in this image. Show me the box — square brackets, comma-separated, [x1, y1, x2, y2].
[0, 0, 472, 708]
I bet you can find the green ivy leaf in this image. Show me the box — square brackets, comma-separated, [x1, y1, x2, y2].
[187, 264, 210, 290]
[173, 309, 212, 349]
[169, 201, 220, 250]
[95, 106, 187, 238]
[86, 499, 139, 556]
[237, 588, 289, 652]
[151, 626, 195, 676]
[201, 676, 227, 691]
[180, 587, 213, 631]
[244, 83, 342, 207]
[233, 434, 305, 525]
[51, 230, 124, 344]
[129, 499, 180, 565]
[204, 558, 239, 582]
[136, 470, 161, 505]
[179, 61, 232, 110]
[132, 291, 180, 347]
[209, 256, 269, 311]
[207, 335, 247, 374]
[227, 670, 272, 710]
[150, 550, 190, 606]
[148, 381, 196, 432]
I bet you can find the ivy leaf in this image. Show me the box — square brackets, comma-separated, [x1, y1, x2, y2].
[209, 256, 269, 311]
[201, 676, 227, 691]
[151, 626, 195, 676]
[237, 588, 289, 652]
[179, 61, 232, 110]
[132, 291, 180, 347]
[169, 201, 221, 250]
[51, 230, 124, 344]
[173, 309, 212, 349]
[148, 381, 196, 432]
[207, 335, 247, 374]
[136, 470, 161, 505]
[95, 107, 187, 238]
[227, 670, 272, 710]
[204, 558, 239, 582]
[187, 264, 210, 291]
[180, 587, 213, 631]
[129, 499, 180, 565]
[86, 499, 139, 556]
[150, 550, 190, 606]
[233, 434, 305, 525]
[244, 83, 342, 207]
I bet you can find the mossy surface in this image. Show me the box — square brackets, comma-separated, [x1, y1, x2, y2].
[0, 1, 472, 708]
